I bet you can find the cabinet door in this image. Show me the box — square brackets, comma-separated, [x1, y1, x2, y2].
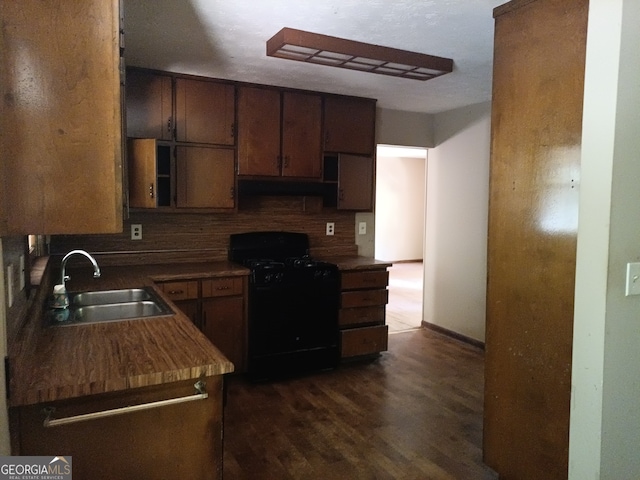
[0, 0, 123, 234]
[237, 87, 281, 176]
[175, 78, 235, 145]
[202, 297, 245, 372]
[125, 69, 173, 140]
[282, 92, 322, 178]
[338, 154, 374, 211]
[176, 147, 235, 209]
[128, 139, 157, 208]
[324, 96, 376, 155]
[174, 299, 199, 327]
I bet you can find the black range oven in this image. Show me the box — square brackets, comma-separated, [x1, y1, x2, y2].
[228, 232, 340, 380]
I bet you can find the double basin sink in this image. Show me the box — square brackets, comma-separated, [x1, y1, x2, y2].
[49, 287, 174, 326]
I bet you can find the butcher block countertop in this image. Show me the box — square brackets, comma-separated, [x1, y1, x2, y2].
[9, 261, 248, 408]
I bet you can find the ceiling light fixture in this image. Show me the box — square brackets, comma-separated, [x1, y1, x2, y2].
[266, 27, 453, 81]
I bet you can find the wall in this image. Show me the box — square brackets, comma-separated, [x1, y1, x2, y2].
[569, 0, 640, 478]
[374, 154, 425, 262]
[423, 102, 490, 342]
[376, 108, 434, 148]
[51, 196, 358, 263]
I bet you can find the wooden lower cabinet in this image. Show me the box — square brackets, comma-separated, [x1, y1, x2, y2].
[158, 277, 248, 373]
[341, 325, 388, 358]
[339, 269, 389, 359]
[11, 376, 224, 480]
[201, 277, 247, 373]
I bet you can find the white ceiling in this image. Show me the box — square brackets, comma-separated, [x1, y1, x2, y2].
[124, 0, 504, 115]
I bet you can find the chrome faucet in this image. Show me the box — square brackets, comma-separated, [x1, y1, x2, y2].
[59, 249, 101, 287]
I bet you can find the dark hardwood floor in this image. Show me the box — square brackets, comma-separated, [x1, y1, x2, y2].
[223, 329, 498, 479]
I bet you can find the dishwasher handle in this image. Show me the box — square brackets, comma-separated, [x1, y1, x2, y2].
[43, 380, 208, 428]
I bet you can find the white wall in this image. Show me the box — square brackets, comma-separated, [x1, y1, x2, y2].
[423, 102, 491, 342]
[374, 153, 425, 262]
[569, 0, 640, 478]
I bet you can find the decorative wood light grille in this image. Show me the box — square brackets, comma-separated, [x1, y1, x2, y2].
[267, 27, 453, 81]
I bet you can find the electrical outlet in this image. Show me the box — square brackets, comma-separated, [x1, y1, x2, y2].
[358, 222, 367, 235]
[326, 222, 335, 236]
[131, 224, 142, 240]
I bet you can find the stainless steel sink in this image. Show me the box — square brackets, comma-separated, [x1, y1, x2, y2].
[73, 301, 170, 323]
[71, 288, 151, 306]
[49, 287, 174, 326]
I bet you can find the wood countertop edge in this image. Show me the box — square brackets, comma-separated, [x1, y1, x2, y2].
[319, 255, 393, 270]
[9, 261, 243, 408]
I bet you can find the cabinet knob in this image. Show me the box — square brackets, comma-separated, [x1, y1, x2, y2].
[230, 123, 235, 138]
[168, 289, 184, 295]
[230, 187, 235, 200]
[283, 156, 290, 168]
[167, 117, 172, 134]
[149, 183, 155, 198]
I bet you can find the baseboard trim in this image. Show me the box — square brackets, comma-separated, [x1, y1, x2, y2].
[421, 321, 485, 350]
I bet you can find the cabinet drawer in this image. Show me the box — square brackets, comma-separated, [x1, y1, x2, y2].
[159, 281, 198, 301]
[341, 289, 388, 308]
[202, 277, 243, 298]
[341, 325, 389, 358]
[341, 270, 389, 290]
[339, 306, 386, 327]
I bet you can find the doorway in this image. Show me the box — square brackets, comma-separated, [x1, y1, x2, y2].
[374, 144, 427, 333]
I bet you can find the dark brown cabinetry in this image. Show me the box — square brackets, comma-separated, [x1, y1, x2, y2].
[339, 269, 389, 359]
[0, 0, 123, 234]
[175, 78, 235, 145]
[126, 70, 237, 211]
[323, 154, 374, 211]
[324, 96, 376, 156]
[11, 376, 225, 480]
[175, 146, 235, 209]
[125, 69, 173, 140]
[158, 277, 247, 373]
[127, 140, 235, 210]
[201, 277, 246, 373]
[484, 1, 588, 479]
[238, 86, 322, 178]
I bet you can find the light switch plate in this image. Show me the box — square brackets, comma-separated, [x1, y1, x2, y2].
[6, 265, 14, 308]
[358, 222, 367, 235]
[625, 262, 640, 296]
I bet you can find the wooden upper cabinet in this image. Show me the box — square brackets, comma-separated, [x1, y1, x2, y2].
[175, 78, 235, 145]
[338, 154, 374, 211]
[128, 139, 158, 209]
[237, 87, 282, 176]
[282, 92, 322, 178]
[176, 146, 235, 209]
[0, 0, 123, 234]
[126, 69, 173, 140]
[238, 87, 322, 179]
[324, 96, 376, 156]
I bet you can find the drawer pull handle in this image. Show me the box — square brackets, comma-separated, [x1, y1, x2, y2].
[168, 289, 184, 295]
[43, 381, 208, 428]
[215, 286, 230, 290]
